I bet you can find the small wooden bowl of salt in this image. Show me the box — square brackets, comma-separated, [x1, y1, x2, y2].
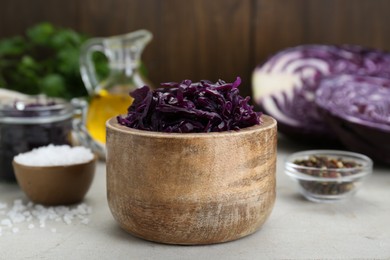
[12, 145, 96, 206]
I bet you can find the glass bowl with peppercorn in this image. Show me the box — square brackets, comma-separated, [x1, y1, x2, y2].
[285, 150, 373, 203]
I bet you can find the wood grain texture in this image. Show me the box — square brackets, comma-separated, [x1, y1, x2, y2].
[253, 0, 390, 65]
[252, 0, 307, 64]
[106, 115, 277, 244]
[1, 0, 390, 99]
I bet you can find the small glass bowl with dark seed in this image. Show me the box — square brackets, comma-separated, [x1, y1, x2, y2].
[285, 150, 373, 203]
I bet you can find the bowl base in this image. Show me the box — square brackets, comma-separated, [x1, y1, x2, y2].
[300, 189, 357, 203]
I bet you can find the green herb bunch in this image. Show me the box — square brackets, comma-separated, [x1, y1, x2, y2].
[0, 22, 108, 99]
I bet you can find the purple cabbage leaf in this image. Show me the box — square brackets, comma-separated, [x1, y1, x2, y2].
[315, 75, 390, 164]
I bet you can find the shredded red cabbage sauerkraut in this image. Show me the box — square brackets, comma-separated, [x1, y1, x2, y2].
[117, 77, 262, 133]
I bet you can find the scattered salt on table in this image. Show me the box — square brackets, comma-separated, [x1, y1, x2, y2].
[0, 199, 92, 235]
[13, 144, 94, 167]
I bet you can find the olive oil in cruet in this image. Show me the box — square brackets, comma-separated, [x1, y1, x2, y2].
[79, 30, 153, 144]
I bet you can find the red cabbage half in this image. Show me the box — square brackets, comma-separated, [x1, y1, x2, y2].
[117, 77, 262, 133]
[315, 75, 390, 164]
[252, 44, 390, 140]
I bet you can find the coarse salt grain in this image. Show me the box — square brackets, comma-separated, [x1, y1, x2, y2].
[0, 203, 7, 209]
[81, 218, 90, 225]
[14, 144, 94, 167]
[1, 218, 12, 227]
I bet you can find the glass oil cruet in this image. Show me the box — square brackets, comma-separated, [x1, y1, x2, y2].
[79, 29, 153, 144]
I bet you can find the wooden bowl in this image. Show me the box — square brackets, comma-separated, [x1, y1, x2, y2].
[106, 115, 277, 245]
[13, 156, 96, 206]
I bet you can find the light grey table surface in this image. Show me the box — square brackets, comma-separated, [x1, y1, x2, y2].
[1, 136, 389, 260]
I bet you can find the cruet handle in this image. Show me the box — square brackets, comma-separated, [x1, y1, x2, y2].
[79, 38, 105, 96]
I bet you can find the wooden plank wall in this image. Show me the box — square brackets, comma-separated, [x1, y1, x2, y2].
[1, 0, 390, 98]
